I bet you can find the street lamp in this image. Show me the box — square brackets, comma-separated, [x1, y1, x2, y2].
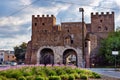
[79, 8, 85, 68]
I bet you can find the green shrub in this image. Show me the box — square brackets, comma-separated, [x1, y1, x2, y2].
[26, 76, 35, 80]
[23, 72, 32, 76]
[57, 70, 66, 75]
[49, 76, 61, 80]
[80, 74, 88, 80]
[92, 72, 101, 78]
[45, 77, 48, 80]
[60, 74, 69, 80]
[68, 74, 75, 80]
[95, 74, 101, 78]
[9, 78, 17, 80]
[55, 67, 66, 75]
[73, 73, 80, 79]
[22, 69, 32, 77]
[74, 68, 82, 74]
[6, 71, 22, 79]
[46, 69, 56, 76]
[88, 74, 95, 78]
[35, 76, 44, 80]
[35, 71, 46, 76]
[0, 66, 101, 80]
[65, 68, 76, 74]
[0, 71, 7, 76]
[0, 76, 8, 80]
[18, 76, 26, 80]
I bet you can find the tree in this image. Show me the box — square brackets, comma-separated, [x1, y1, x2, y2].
[14, 42, 27, 63]
[98, 31, 120, 66]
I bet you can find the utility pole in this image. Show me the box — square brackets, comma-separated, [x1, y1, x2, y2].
[79, 8, 85, 68]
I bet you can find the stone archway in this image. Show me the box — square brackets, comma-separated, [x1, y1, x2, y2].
[63, 49, 77, 66]
[40, 48, 54, 65]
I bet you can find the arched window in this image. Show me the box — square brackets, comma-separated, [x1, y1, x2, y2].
[65, 37, 71, 45]
[98, 26, 101, 31]
[105, 26, 108, 31]
[64, 35, 74, 45]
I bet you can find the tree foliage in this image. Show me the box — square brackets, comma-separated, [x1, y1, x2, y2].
[14, 42, 27, 62]
[98, 31, 120, 66]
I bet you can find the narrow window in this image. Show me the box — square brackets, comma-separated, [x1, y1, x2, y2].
[85, 42, 87, 47]
[71, 40, 73, 44]
[67, 29, 69, 32]
[35, 23, 37, 26]
[100, 20, 102, 22]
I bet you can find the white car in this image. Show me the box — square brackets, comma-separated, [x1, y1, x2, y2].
[10, 62, 17, 66]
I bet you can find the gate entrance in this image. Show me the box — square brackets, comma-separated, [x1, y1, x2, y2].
[40, 48, 54, 65]
[63, 49, 77, 66]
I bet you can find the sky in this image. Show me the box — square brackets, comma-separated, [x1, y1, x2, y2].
[0, 0, 120, 50]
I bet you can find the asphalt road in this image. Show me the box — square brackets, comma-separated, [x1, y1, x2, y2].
[88, 68, 120, 79]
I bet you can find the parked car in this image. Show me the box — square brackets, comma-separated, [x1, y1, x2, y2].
[10, 62, 17, 66]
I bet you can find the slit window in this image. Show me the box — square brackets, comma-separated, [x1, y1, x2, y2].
[67, 29, 69, 32]
[71, 40, 73, 44]
[35, 23, 37, 26]
[85, 42, 87, 47]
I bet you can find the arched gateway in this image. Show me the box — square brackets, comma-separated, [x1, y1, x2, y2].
[63, 49, 77, 66]
[40, 48, 54, 65]
[36, 46, 80, 66]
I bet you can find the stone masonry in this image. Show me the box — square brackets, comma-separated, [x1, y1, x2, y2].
[25, 12, 114, 67]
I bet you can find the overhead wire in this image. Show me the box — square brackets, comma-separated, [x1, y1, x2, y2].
[7, 0, 40, 17]
[2, 0, 119, 20]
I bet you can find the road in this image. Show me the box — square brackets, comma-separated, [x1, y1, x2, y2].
[88, 68, 120, 79]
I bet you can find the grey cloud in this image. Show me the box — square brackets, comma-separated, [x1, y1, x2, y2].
[0, 23, 31, 38]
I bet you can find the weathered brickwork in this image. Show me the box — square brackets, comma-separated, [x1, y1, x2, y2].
[25, 12, 114, 67]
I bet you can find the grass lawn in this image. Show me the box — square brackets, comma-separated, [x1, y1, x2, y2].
[0, 65, 101, 80]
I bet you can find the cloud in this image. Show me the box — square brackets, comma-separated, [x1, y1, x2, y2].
[0, 0, 120, 50]
[0, 33, 31, 50]
[0, 0, 71, 50]
[20, 0, 31, 5]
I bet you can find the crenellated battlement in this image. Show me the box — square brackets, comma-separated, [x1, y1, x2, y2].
[91, 11, 114, 33]
[91, 12, 114, 16]
[32, 14, 55, 18]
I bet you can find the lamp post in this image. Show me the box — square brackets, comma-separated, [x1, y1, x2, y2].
[79, 8, 85, 68]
